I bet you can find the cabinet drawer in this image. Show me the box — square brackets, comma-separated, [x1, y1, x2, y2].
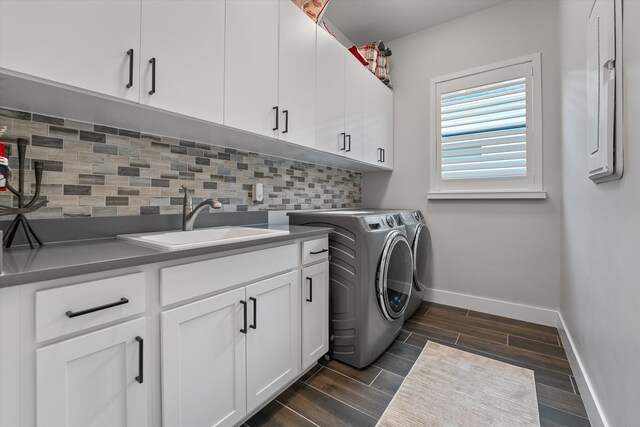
[36, 272, 146, 343]
[302, 237, 329, 265]
[161, 244, 299, 306]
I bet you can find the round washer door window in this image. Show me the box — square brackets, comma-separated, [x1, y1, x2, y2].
[413, 223, 433, 291]
[377, 232, 413, 321]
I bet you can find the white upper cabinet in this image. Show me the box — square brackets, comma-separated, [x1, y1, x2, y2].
[364, 71, 394, 168]
[140, 0, 225, 124]
[344, 54, 366, 161]
[0, 0, 141, 102]
[316, 28, 346, 155]
[36, 318, 147, 427]
[225, 0, 280, 138]
[278, 0, 317, 148]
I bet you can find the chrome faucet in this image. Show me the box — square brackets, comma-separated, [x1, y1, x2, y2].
[182, 185, 222, 231]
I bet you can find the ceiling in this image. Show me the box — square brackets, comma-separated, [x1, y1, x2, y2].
[323, 0, 509, 45]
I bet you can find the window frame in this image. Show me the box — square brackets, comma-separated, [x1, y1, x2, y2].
[428, 53, 545, 200]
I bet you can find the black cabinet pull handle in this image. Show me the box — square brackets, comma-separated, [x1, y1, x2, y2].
[66, 297, 129, 318]
[135, 336, 144, 384]
[310, 248, 328, 255]
[282, 110, 289, 134]
[306, 277, 313, 302]
[382, 148, 386, 162]
[126, 49, 134, 88]
[240, 300, 248, 333]
[250, 297, 257, 329]
[346, 134, 351, 152]
[340, 133, 346, 151]
[273, 106, 279, 131]
[148, 57, 156, 95]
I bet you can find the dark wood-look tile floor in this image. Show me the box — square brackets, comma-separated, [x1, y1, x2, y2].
[246, 302, 590, 427]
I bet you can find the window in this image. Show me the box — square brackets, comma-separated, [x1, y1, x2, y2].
[428, 54, 545, 199]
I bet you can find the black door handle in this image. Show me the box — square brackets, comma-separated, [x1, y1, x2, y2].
[148, 58, 156, 95]
[340, 133, 346, 151]
[273, 106, 279, 131]
[250, 297, 257, 329]
[135, 336, 144, 384]
[306, 277, 313, 302]
[310, 248, 328, 255]
[240, 300, 248, 333]
[126, 49, 134, 88]
[346, 134, 351, 152]
[66, 297, 129, 318]
[282, 110, 289, 134]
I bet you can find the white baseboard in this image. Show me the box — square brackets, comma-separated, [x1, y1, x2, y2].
[556, 313, 608, 427]
[424, 288, 559, 326]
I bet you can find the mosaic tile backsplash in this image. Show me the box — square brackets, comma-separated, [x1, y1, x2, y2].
[0, 107, 362, 218]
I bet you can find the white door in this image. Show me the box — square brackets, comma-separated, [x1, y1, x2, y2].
[0, 0, 141, 102]
[161, 288, 246, 427]
[315, 27, 346, 155]
[140, 0, 225, 124]
[301, 261, 330, 370]
[36, 318, 147, 427]
[225, 0, 280, 138]
[364, 72, 394, 168]
[344, 54, 365, 161]
[278, 0, 317, 148]
[245, 271, 300, 412]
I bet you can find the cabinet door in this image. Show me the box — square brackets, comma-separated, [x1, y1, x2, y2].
[36, 318, 147, 427]
[246, 271, 300, 412]
[162, 288, 246, 427]
[0, 0, 141, 102]
[301, 261, 329, 370]
[364, 72, 394, 168]
[315, 27, 346, 155]
[225, 0, 279, 138]
[140, 0, 225, 123]
[344, 54, 365, 161]
[278, 0, 316, 148]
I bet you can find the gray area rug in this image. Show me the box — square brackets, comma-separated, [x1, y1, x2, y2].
[377, 341, 540, 426]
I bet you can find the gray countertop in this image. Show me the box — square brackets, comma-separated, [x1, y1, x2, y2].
[0, 224, 332, 288]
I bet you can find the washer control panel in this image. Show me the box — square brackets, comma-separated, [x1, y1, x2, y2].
[363, 215, 403, 231]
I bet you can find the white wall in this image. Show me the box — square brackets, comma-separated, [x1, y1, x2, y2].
[559, 1, 640, 425]
[363, 0, 563, 312]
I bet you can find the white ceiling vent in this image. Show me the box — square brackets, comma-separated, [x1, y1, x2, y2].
[587, 0, 623, 183]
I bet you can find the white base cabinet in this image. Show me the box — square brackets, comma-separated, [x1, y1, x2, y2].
[161, 288, 246, 427]
[301, 261, 330, 370]
[3, 237, 329, 427]
[246, 271, 301, 411]
[36, 318, 147, 427]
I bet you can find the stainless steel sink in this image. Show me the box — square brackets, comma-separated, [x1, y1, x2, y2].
[118, 226, 289, 251]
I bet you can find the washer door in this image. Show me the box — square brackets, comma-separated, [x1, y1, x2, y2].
[377, 232, 413, 321]
[412, 223, 433, 291]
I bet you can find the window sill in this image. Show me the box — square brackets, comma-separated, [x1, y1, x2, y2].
[427, 191, 547, 200]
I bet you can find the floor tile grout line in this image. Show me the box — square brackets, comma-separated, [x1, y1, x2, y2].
[452, 341, 573, 377]
[302, 381, 381, 421]
[368, 368, 384, 386]
[403, 332, 411, 343]
[405, 319, 508, 347]
[382, 350, 418, 363]
[303, 366, 325, 384]
[410, 321, 571, 363]
[413, 314, 562, 348]
[538, 402, 590, 421]
[318, 363, 396, 398]
[273, 399, 322, 427]
[455, 333, 460, 345]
